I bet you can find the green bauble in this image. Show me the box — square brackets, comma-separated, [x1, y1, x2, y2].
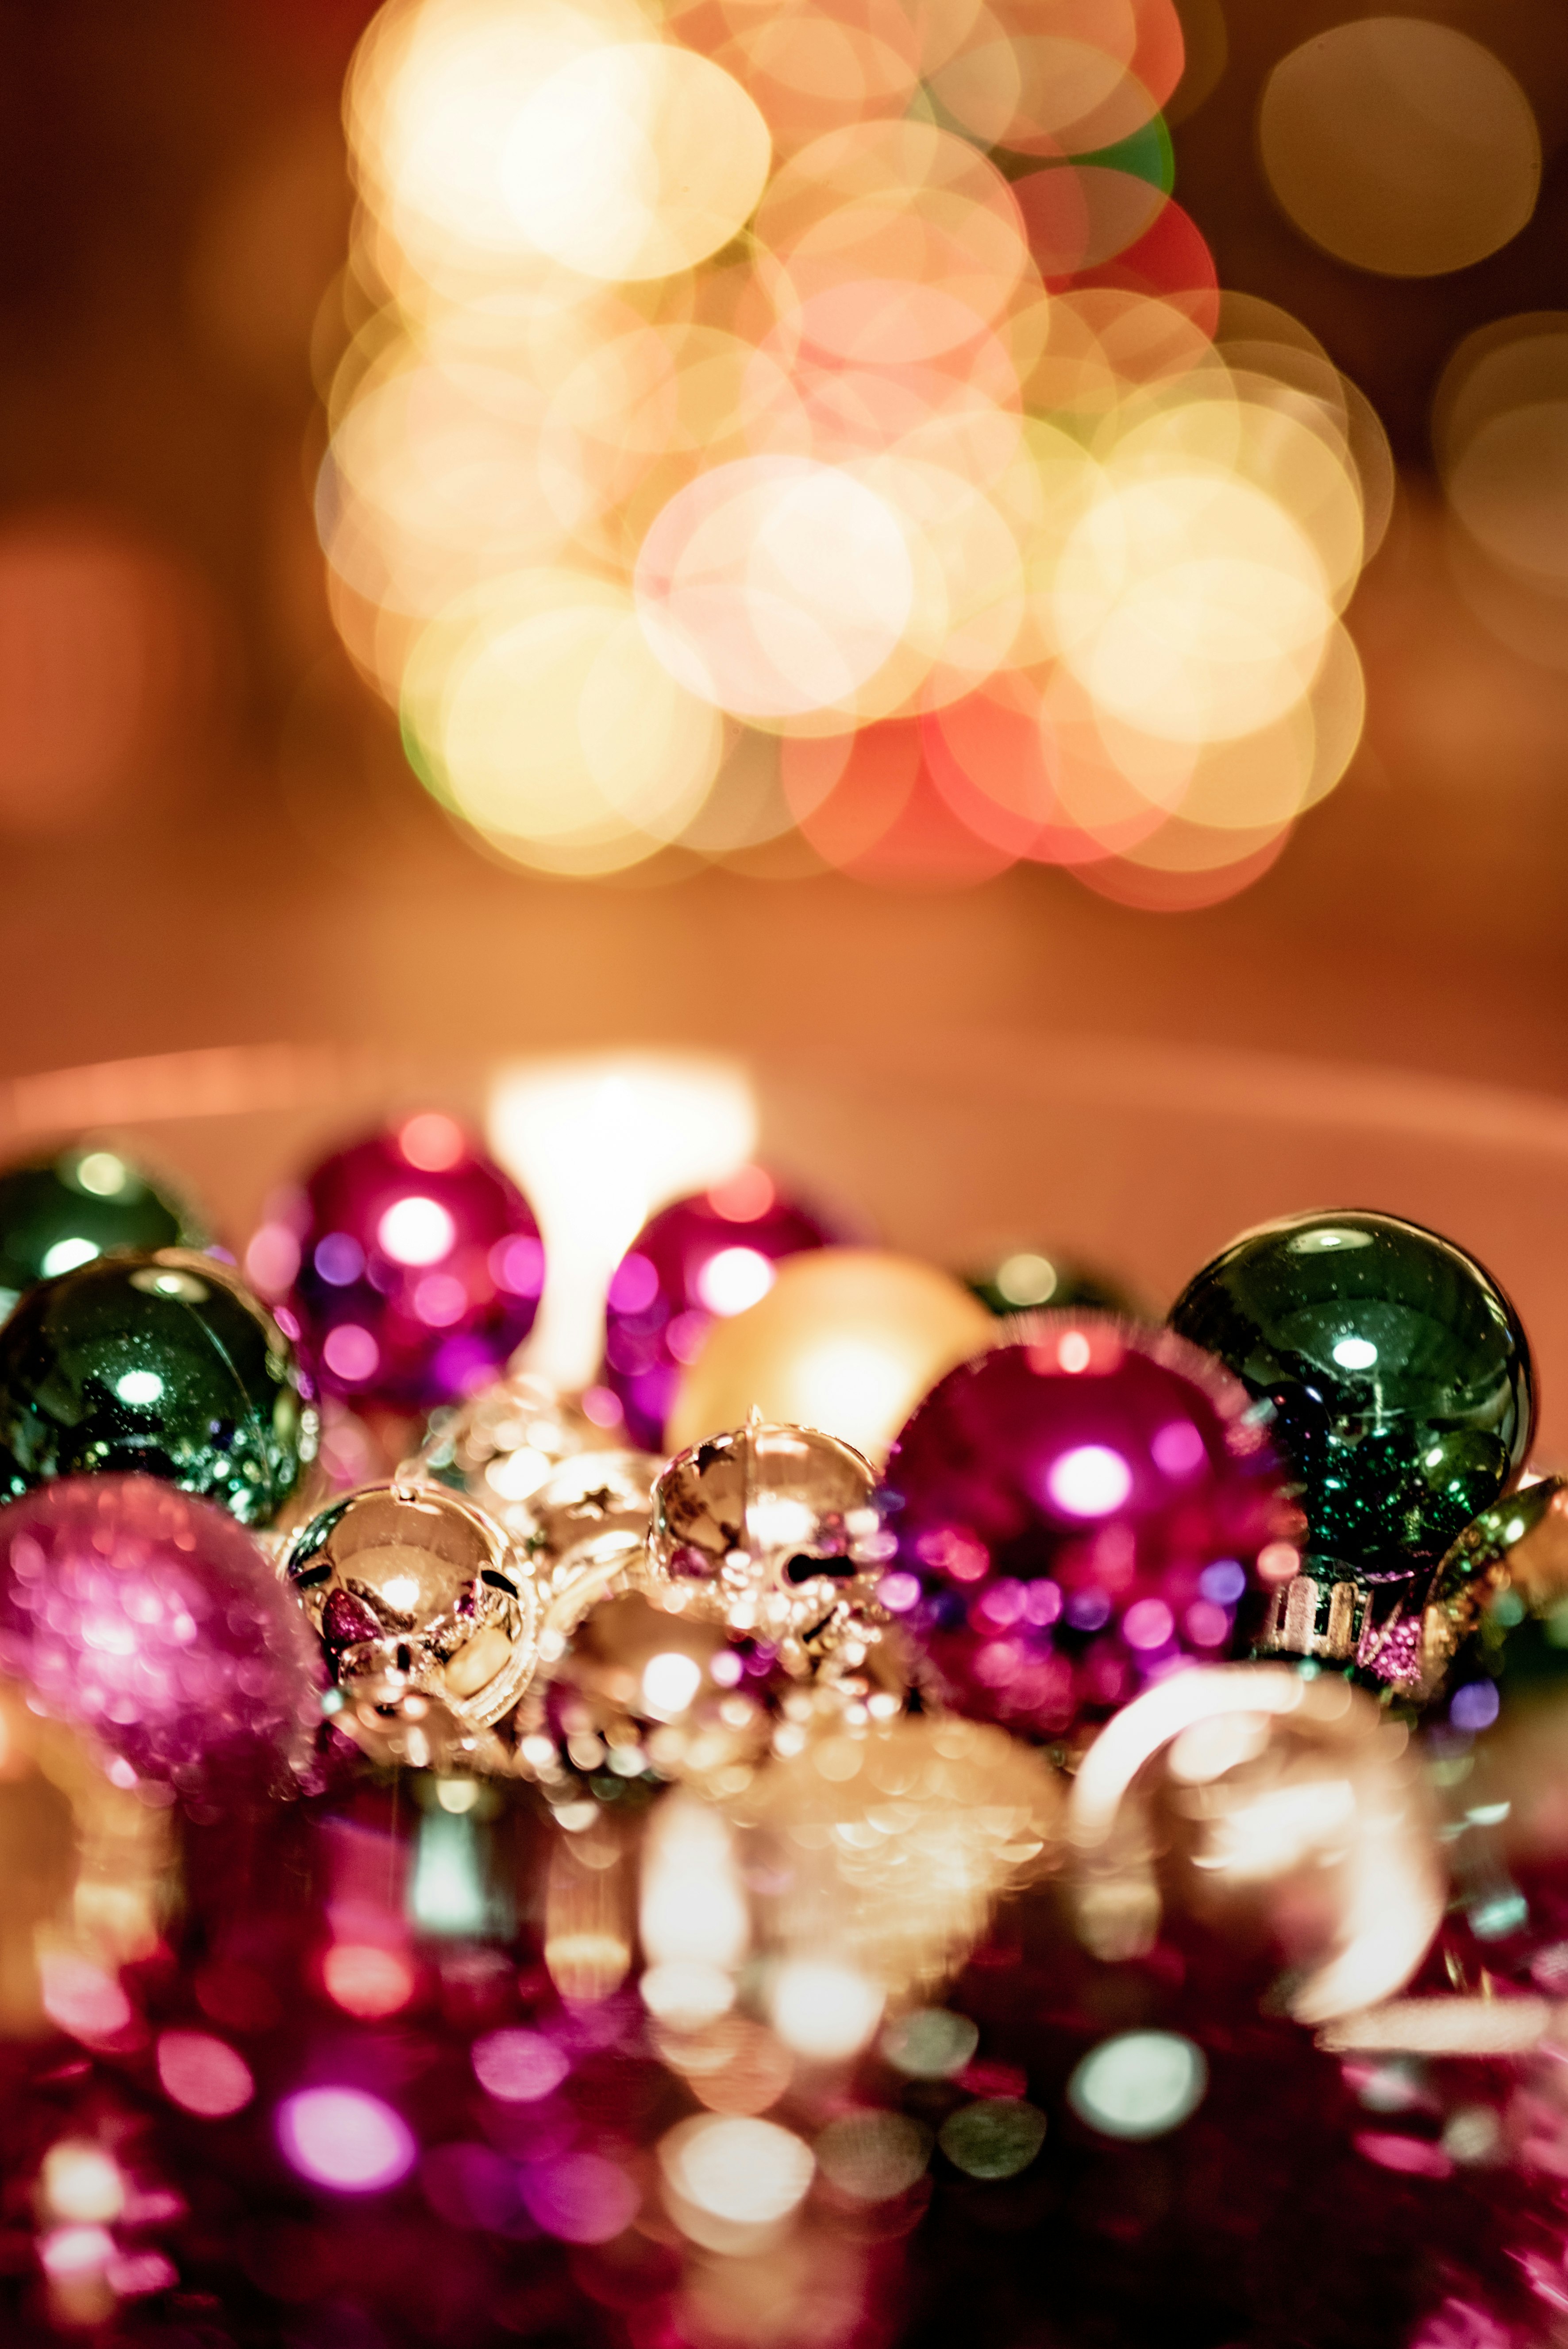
[1168, 1210, 1533, 1579]
[0, 1142, 208, 1319]
[963, 1245, 1138, 1320]
[0, 1250, 316, 1527]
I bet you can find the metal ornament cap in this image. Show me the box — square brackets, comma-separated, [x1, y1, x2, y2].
[649, 1420, 891, 1656]
[282, 1479, 538, 1732]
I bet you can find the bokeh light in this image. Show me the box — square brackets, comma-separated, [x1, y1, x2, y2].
[276, 2086, 417, 2192]
[937, 2096, 1047, 2178]
[1259, 21, 1539, 280]
[156, 2030, 256, 2118]
[658, 2112, 814, 2248]
[1066, 2029, 1206, 2140]
[1435, 315, 1568, 671]
[321, 0, 1387, 899]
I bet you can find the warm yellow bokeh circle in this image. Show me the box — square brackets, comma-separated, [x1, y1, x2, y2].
[667, 1246, 996, 1462]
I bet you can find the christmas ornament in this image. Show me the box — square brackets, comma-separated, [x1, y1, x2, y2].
[1168, 1211, 1535, 1662]
[284, 1114, 543, 1413]
[965, 1246, 1138, 1320]
[513, 1444, 769, 1801]
[1398, 1476, 1568, 1709]
[331, 1675, 512, 1776]
[520, 1581, 759, 1807]
[519, 1448, 661, 1642]
[0, 1249, 315, 1527]
[0, 1140, 208, 1318]
[667, 1249, 995, 1464]
[880, 1318, 1296, 1741]
[1068, 1665, 1443, 2023]
[650, 1421, 894, 1675]
[413, 1369, 623, 1528]
[282, 1479, 538, 1738]
[697, 1709, 1064, 2007]
[0, 1474, 320, 1803]
[0, 1673, 171, 2036]
[601, 1169, 839, 1450]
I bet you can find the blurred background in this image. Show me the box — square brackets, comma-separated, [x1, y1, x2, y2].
[3, 0, 1568, 1403]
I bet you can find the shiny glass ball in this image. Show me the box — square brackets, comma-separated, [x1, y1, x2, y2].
[881, 1318, 1294, 1739]
[965, 1246, 1137, 1320]
[649, 1421, 895, 1673]
[283, 1116, 543, 1414]
[1168, 1210, 1535, 1578]
[0, 1141, 208, 1317]
[0, 1250, 315, 1527]
[0, 1473, 321, 1798]
[517, 1448, 660, 1630]
[666, 1247, 995, 1464]
[601, 1168, 837, 1450]
[1394, 1477, 1568, 1736]
[282, 1481, 537, 1732]
[416, 1371, 625, 1532]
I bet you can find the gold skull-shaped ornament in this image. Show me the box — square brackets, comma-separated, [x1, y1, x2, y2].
[281, 1481, 537, 1732]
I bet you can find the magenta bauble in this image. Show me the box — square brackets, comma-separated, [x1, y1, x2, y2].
[0, 1473, 321, 1797]
[600, 1165, 838, 1449]
[880, 1316, 1298, 1738]
[278, 1114, 543, 1412]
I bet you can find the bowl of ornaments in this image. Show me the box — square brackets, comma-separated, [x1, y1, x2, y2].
[0, 1041, 1563, 2349]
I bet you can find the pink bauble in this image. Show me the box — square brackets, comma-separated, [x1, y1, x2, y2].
[272, 1115, 543, 1412]
[601, 1166, 838, 1450]
[880, 1316, 1298, 1739]
[0, 1474, 321, 1797]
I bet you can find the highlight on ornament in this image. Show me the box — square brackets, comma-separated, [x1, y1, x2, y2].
[0, 1100, 1563, 2348]
[312, 0, 1392, 902]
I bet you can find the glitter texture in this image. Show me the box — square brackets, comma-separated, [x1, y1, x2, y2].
[0, 1473, 322, 1797]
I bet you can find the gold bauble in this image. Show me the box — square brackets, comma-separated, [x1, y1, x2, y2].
[666, 1248, 994, 1464]
[281, 1480, 537, 1734]
[412, 1372, 625, 1532]
[696, 1706, 1063, 2001]
[331, 1675, 512, 1775]
[649, 1421, 893, 1674]
[0, 1679, 171, 2037]
[1069, 1665, 1443, 2026]
[1397, 1475, 1568, 1702]
[519, 1449, 662, 1649]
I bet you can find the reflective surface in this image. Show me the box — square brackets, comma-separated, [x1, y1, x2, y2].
[602, 1173, 839, 1449]
[0, 1473, 320, 1797]
[882, 1319, 1295, 1739]
[965, 1246, 1139, 1320]
[282, 1481, 537, 1732]
[0, 1249, 314, 1527]
[1070, 1666, 1443, 2023]
[415, 1370, 621, 1528]
[1402, 1476, 1568, 1735]
[277, 1118, 543, 1412]
[0, 1142, 207, 1318]
[1169, 1209, 1535, 1578]
[650, 1421, 891, 1665]
[0, 1672, 170, 2037]
[668, 1246, 995, 1462]
[518, 1448, 660, 1641]
[701, 1708, 1063, 2000]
